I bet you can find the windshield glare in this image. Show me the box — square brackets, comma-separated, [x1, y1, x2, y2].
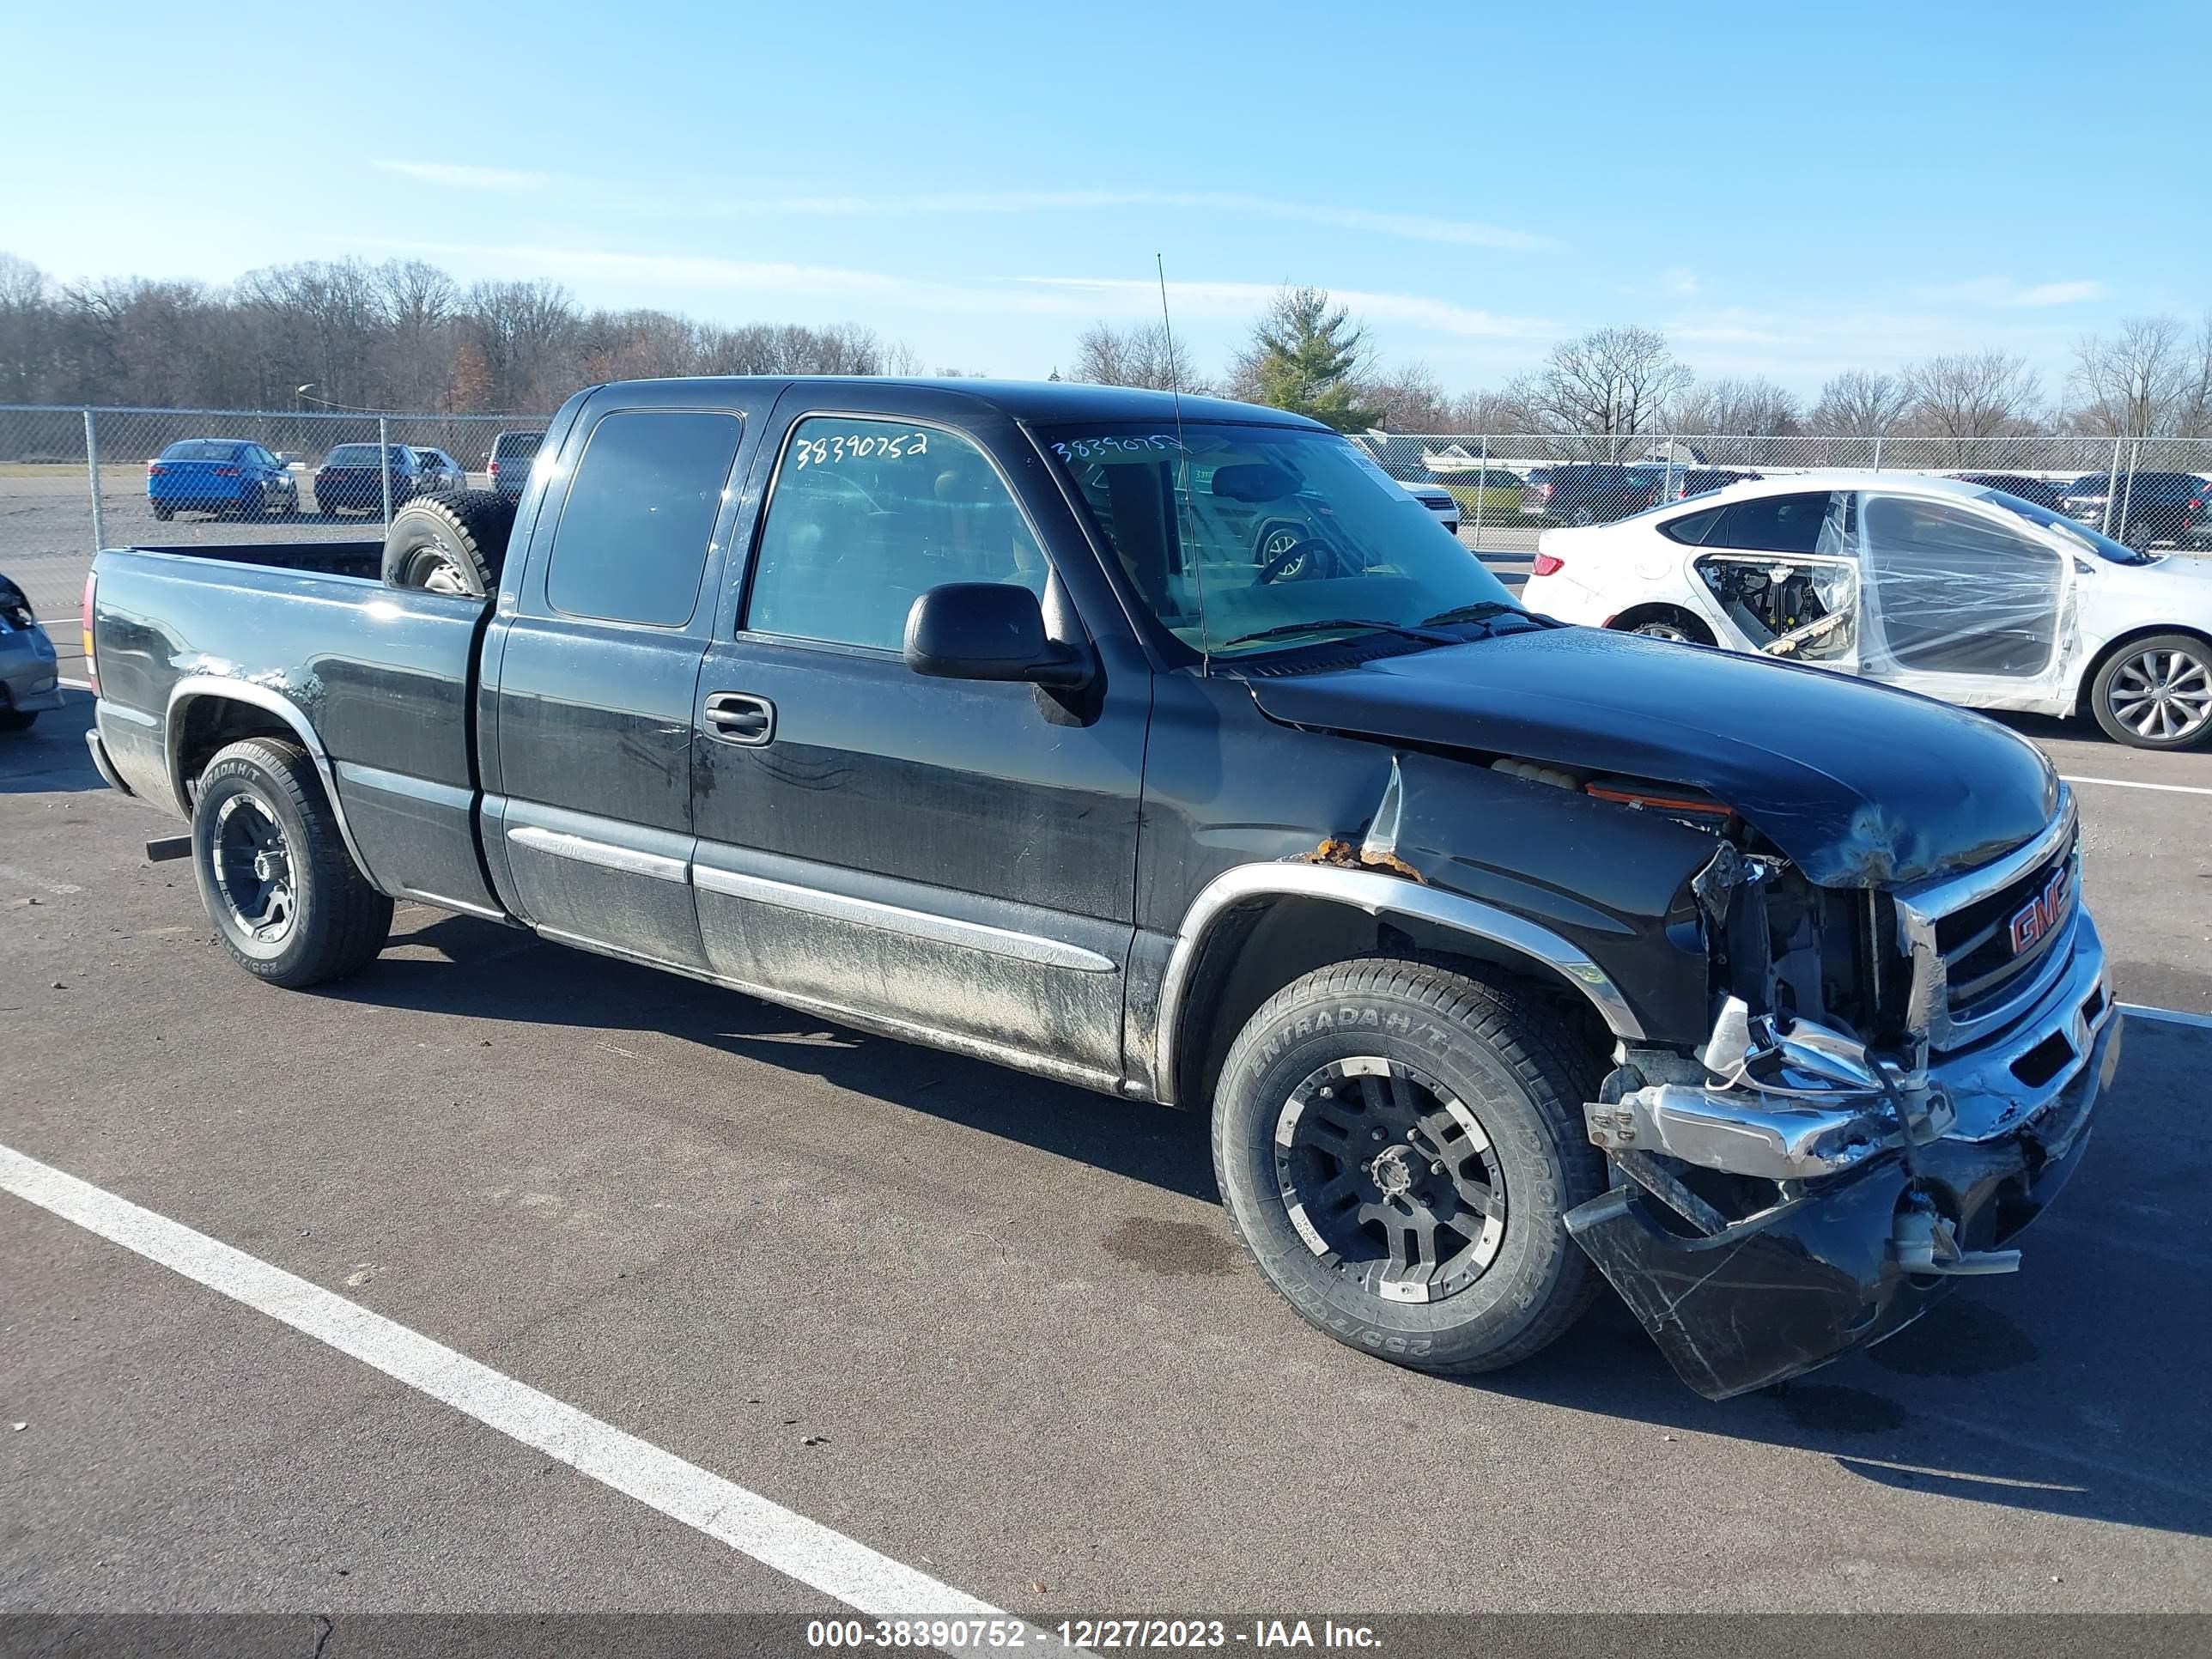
[1979, 488, 2156, 565]
[1042, 422, 1516, 659]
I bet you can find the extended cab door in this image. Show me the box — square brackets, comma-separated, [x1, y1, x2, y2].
[482, 398, 751, 970]
[689, 387, 1149, 1085]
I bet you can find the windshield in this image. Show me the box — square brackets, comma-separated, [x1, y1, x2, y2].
[1042, 422, 1516, 659]
[1981, 488, 2157, 565]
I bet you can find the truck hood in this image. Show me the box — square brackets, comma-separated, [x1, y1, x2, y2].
[1240, 625, 2059, 887]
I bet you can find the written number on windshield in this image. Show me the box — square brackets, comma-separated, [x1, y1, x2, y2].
[1050, 434, 1190, 463]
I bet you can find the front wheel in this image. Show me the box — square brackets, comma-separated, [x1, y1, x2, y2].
[0, 708, 36, 733]
[191, 737, 393, 987]
[1212, 957, 1608, 1376]
[2090, 634, 2212, 749]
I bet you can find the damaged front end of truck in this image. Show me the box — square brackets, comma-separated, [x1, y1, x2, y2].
[1565, 787, 2118, 1400]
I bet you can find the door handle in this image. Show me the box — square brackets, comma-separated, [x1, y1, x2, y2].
[702, 691, 775, 745]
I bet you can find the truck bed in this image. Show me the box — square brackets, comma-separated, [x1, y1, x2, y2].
[87, 543, 503, 917]
[123, 539, 385, 580]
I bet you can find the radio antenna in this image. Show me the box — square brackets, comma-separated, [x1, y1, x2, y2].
[1157, 253, 1210, 676]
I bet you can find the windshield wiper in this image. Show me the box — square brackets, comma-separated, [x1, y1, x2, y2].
[1419, 601, 1521, 628]
[1218, 618, 1459, 649]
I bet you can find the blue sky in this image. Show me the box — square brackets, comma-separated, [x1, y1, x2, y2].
[6, 0, 2204, 398]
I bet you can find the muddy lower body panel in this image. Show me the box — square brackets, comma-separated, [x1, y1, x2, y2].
[1566, 995, 2119, 1401]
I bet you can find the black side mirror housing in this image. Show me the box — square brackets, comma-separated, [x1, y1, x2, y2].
[904, 583, 1091, 689]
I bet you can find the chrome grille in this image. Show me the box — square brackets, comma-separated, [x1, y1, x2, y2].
[1893, 793, 2081, 1055]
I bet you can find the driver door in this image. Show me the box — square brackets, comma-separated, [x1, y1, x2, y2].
[1852, 491, 2070, 701]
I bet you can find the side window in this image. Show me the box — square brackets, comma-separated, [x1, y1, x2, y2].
[544, 410, 744, 627]
[1715, 492, 1833, 554]
[744, 416, 1049, 652]
[1659, 505, 1724, 545]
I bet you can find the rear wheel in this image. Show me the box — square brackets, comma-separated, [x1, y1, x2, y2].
[190, 737, 392, 987]
[151, 502, 173, 522]
[1615, 608, 1715, 647]
[2090, 634, 2212, 749]
[381, 490, 515, 598]
[0, 708, 35, 733]
[1212, 957, 1608, 1376]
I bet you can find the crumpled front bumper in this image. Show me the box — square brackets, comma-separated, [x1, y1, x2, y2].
[1565, 921, 2118, 1401]
[1, 629, 64, 714]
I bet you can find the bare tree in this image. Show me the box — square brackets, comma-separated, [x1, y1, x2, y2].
[1073, 320, 1202, 392]
[1357, 362, 1457, 431]
[1511, 326, 1692, 458]
[1902, 350, 2044, 459]
[1666, 375, 1801, 438]
[1808, 369, 1911, 438]
[2181, 313, 2212, 439]
[2069, 315, 2187, 436]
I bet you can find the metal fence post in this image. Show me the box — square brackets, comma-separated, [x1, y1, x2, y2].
[2116, 436, 2140, 544]
[2105, 435, 2125, 537]
[83, 408, 107, 554]
[1471, 436, 1487, 551]
[1870, 436, 1882, 472]
[378, 415, 394, 526]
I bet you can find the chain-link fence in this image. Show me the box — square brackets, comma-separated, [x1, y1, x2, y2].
[5, 409, 2209, 659]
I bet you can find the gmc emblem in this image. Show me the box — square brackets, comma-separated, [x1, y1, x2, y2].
[2008, 866, 2073, 956]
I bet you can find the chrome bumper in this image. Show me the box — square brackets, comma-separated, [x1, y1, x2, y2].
[1587, 915, 2113, 1182]
[85, 726, 136, 797]
[1568, 914, 2118, 1401]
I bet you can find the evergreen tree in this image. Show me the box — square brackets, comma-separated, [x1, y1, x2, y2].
[1232, 287, 1382, 431]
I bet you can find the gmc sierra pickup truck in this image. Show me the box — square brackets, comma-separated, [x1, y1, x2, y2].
[82, 377, 2118, 1399]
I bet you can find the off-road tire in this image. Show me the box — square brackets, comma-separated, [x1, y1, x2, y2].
[1212, 956, 1609, 1376]
[381, 489, 514, 598]
[191, 737, 392, 988]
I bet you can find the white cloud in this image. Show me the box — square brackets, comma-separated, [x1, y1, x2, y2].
[1660, 267, 1700, 298]
[1913, 276, 2106, 308]
[374, 161, 552, 191]
[1015, 276, 1549, 338]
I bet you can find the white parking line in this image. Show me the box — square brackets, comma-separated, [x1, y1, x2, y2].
[0, 1142, 1057, 1655]
[2058, 773, 2212, 798]
[2119, 1002, 2212, 1030]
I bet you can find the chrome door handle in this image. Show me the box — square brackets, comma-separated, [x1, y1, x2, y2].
[703, 691, 775, 745]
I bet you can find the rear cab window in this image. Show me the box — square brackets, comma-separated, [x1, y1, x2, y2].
[544, 410, 744, 627]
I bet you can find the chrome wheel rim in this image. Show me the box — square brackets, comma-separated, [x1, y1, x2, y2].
[1273, 1056, 1507, 1305]
[412, 538, 472, 595]
[2109, 647, 2212, 743]
[1634, 620, 1692, 642]
[211, 793, 296, 945]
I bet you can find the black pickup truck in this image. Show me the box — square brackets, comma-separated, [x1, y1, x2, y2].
[82, 377, 2118, 1399]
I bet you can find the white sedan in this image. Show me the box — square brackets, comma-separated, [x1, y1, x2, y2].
[1519, 470, 2212, 750]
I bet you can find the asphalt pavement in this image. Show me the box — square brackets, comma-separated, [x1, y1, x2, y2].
[3, 692, 2211, 1625]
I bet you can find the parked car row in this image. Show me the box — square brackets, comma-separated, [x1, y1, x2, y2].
[1519, 464, 1759, 525]
[143, 432, 543, 521]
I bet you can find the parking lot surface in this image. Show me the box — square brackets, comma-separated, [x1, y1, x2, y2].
[4, 692, 2212, 1620]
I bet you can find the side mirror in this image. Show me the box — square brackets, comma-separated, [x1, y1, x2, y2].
[904, 583, 1090, 689]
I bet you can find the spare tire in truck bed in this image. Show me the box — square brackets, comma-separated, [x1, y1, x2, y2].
[381, 490, 515, 597]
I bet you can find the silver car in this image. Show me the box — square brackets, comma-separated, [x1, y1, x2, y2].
[0, 574, 62, 732]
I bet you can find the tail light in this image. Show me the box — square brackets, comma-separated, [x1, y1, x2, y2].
[1531, 552, 1565, 576]
[214, 465, 240, 477]
[149, 464, 167, 476]
[81, 568, 97, 694]
[1539, 483, 1553, 500]
[488, 460, 501, 477]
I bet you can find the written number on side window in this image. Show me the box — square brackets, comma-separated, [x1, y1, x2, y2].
[791, 429, 929, 469]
